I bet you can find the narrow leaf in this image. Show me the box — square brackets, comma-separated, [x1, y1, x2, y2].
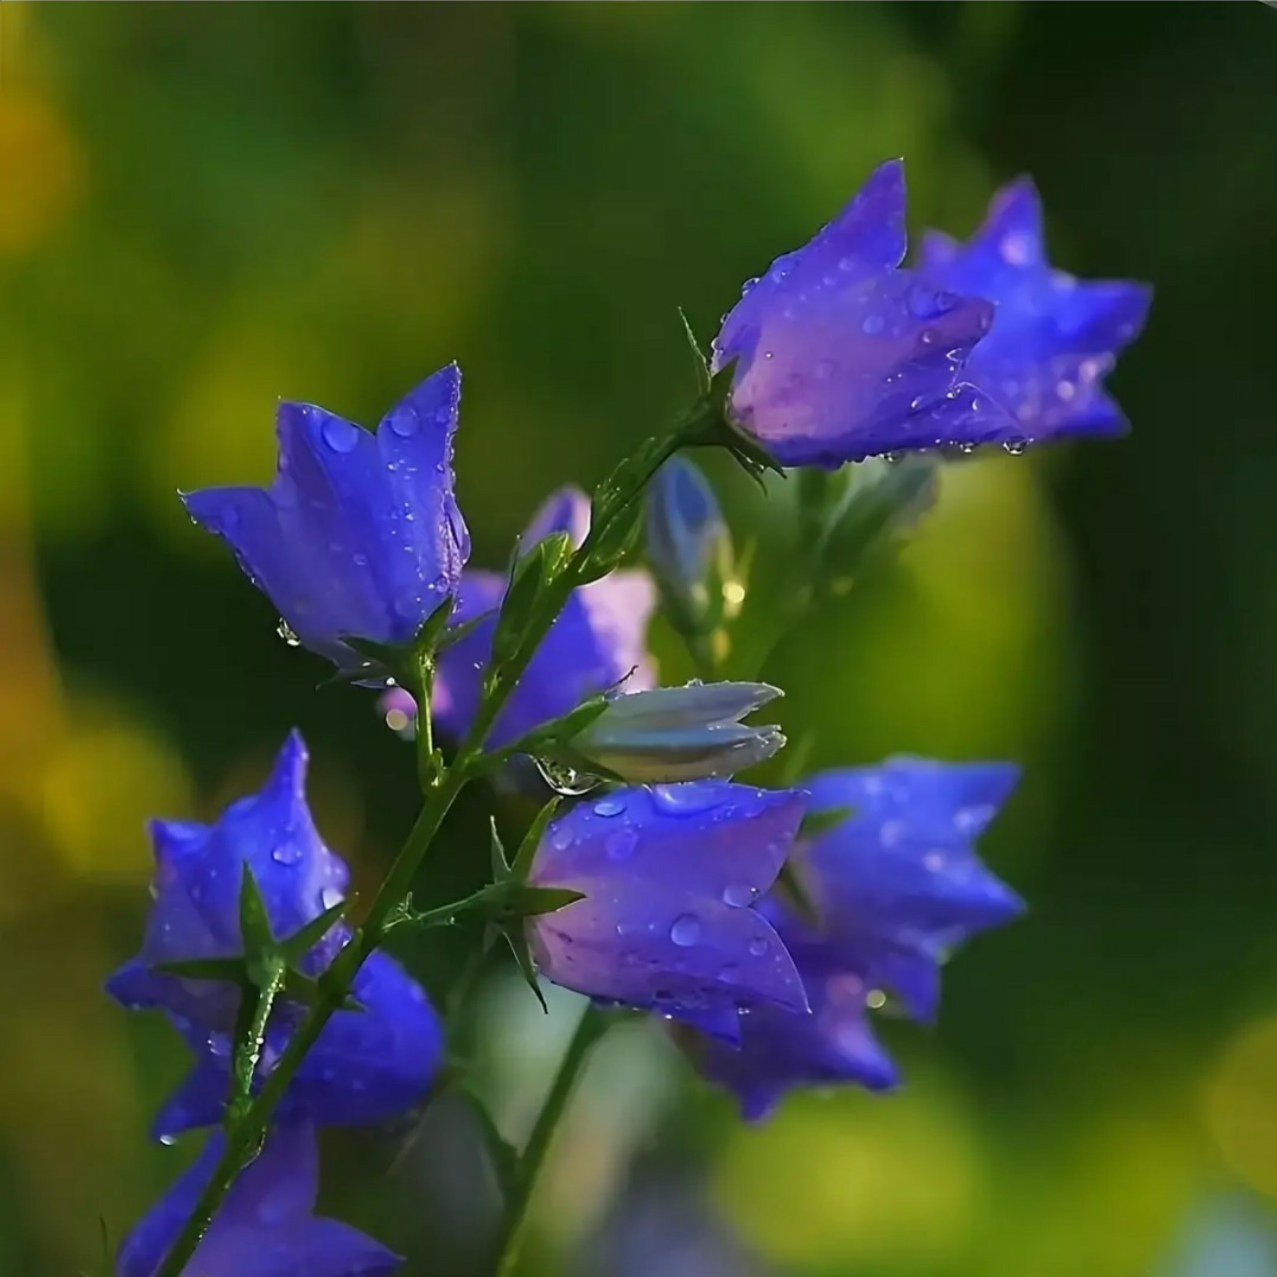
[237, 863, 276, 956]
[501, 925, 547, 1013]
[153, 956, 251, 986]
[489, 817, 511, 881]
[512, 886, 586, 918]
[458, 1089, 519, 1200]
[678, 307, 712, 395]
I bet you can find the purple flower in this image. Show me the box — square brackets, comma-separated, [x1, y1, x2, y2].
[711, 161, 1015, 469]
[526, 782, 808, 1020]
[920, 178, 1151, 446]
[686, 758, 1023, 1120]
[431, 486, 656, 749]
[118, 1120, 400, 1277]
[183, 367, 469, 668]
[107, 733, 443, 1133]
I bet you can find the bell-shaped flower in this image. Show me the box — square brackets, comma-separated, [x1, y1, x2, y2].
[430, 486, 656, 749]
[118, 1120, 400, 1277]
[183, 366, 470, 668]
[106, 732, 443, 1133]
[686, 757, 1023, 1119]
[711, 160, 1015, 469]
[919, 178, 1151, 446]
[525, 781, 808, 1020]
[558, 682, 785, 783]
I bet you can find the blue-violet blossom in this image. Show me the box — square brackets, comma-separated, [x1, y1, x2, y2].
[427, 485, 656, 749]
[711, 160, 1015, 469]
[184, 366, 469, 668]
[920, 177, 1151, 445]
[525, 781, 808, 1020]
[107, 732, 444, 1134]
[686, 758, 1023, 1119]
[118, 1119, 400, 1277]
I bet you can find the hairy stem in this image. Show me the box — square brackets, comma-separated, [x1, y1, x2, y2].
[153, 426, 686, 1277]
[493, 1006, 606, 1277]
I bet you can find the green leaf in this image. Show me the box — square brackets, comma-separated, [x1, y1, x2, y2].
[578, 495, 645, 582]
[457, 1089, 519, 1200]
[284, 968, 364, 1012]
[511, 796, 562, 879]
[436, 605, 498, 653]
[491, 531, 574, 667]
[278, 897, 352, 965]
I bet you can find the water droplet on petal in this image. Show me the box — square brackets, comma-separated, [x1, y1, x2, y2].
[923, 851, 945, 872]
[748, 935, 769, 957]
[651, 785, 724, 816]
[861, 314, 885, 336]
[722, 883, 755, 908]
[158, 1133, 177, 1147]
[320, 886, 344, 910]
[276, 619, 301, 647]
[593, 797, 624, 818]
[670, 914, 701, 947]
[271, 841, 302, 866]
[322, 417, 360, 453]
[388, 408, 418, 438]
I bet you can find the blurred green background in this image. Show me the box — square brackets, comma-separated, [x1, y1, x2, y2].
[4, 3, 1277, 1274]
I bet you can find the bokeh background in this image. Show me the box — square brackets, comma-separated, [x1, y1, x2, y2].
[4, 3, 1277, 1274]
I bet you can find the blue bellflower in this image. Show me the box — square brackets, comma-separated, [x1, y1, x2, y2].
[920, 178, 1151, 446]
[526, 782, 808, 1020]
[107, 733, 443, 1134]
[118, 1120, 400, 1277]
[645, 457, 730, 606]
[184, 366, 470, 668]
[431, 486, 656, 749]
[712, 161, 1016, 469]
[687, 758, 1023, 1120]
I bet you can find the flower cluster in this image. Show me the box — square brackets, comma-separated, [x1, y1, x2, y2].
[110, 159, 1147, 1275]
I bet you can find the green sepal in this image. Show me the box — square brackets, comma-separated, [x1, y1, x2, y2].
[278, 896, 351, 965]
[489, 816, 511, 882]
[457, 1089, 519, 1199]
[798, 807, 855, 841]
[678, 307, 713, 396]
[678, 360, 786, 489]
[510, 796, 562, 878]
[153, 956, 252, 986]
[283, 968, 364, 1013]
[491, 531, 574, 668]
[510, 886, 585, 918]
[238, 863, 276, 961]
[435, 605, 498, 654]
[499, 924, 547, 1013]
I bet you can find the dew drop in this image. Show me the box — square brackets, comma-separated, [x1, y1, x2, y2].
[866, 989, 887, 1009]
[593, 797, 624, 818]
[320, 886, 344, 910]
[322, 417, 360, 453]
[158, 1133, 177, 1147]
[722, 883, 755, 908]
[1002, 439, 1027, 456]
[651, 784, 724, 816]
[861, 314, 885, 336]
[276, 619, 301, 647]
[271, 841, 302, 866]
[747, 936, 769, 957]
[388, 408, 418, 438]
[923, 851, 945, 872]
[670, 914, 701, 947]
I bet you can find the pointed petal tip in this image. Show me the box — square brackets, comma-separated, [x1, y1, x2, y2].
[268, 729, 310, 798]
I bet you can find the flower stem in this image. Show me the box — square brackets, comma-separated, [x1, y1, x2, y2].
[153, 424, 690, 1277]
[493, 1005, 607, 1277]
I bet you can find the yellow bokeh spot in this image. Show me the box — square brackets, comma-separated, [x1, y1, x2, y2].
[1207, 1013, 1277, 1200]
[39, 704, 192, 880]
[0, 90, 85, 258]
[715, 1081, 984, 1269]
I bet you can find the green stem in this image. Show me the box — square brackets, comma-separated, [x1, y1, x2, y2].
[154, 423, 689, 1277]
[493, 1006, 606, 1277]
